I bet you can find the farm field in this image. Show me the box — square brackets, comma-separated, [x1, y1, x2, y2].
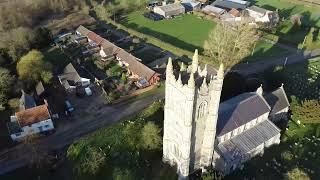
[120, 12, 216, 52]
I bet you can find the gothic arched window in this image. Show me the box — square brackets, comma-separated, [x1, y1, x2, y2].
[198, 102, 207, 119]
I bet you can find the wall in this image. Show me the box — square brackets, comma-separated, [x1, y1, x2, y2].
[11, 119, 54, 141]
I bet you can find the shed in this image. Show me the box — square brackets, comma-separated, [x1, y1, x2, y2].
[153, 3, 185, 18]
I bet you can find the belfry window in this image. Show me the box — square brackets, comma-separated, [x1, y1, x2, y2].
[198, 102, 207, 119]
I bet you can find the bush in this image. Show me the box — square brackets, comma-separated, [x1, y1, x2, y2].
[281, 151, 293, 161]
[8, 98, 20, 111]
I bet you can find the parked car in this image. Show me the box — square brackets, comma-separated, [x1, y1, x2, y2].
[65, 100, 74, 112]
[143, 12, 164, 21]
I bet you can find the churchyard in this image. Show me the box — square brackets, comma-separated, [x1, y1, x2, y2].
[226, 58, 320, 179]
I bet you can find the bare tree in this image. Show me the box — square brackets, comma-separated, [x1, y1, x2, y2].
[204, 22, 259, 68]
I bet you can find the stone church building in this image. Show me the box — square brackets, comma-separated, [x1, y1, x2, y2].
[162, 50, 289, 178]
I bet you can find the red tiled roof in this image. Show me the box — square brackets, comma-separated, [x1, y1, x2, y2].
[16, 104, 50, 127]
[229, 8, 240, 17]
[87, 32, 104, 45]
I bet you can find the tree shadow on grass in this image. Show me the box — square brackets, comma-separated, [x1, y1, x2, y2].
[120, 22, 203, 53]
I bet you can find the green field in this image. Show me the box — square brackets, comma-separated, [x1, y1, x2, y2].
[251, 0, 320, 27]
[120, 12, 216, 52]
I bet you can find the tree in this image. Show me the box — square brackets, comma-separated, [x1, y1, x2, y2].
[80, 146, 106, 175]
[141, 122, 162, 151]
[204, 22, 258, 68]
[0, 27, 35, 61]
[41, 71, 53, 84]
[17, 50, 52, 82]
[112, 168, 134, 180]
[201, 169, 224, 180]
[0, 67, 15, 105]
[285, 168, 310, 180]
[291, 98, 320, 124]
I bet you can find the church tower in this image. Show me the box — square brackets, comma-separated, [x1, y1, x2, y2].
[163, 50, 224, 179]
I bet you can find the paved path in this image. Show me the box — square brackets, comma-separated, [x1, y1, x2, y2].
[0, 91, 165, 175]
[233, 49, 320, 76]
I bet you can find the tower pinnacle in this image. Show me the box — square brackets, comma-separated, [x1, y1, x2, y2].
[192, 49, 199, 73]
[256, 84, 263, 96]
[217, 63, 224, 79]
[188, 72, 195, 88]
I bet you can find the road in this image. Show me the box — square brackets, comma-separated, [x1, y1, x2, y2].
[0, 91, 165, 175]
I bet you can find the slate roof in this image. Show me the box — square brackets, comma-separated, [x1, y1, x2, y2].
[263, 86, 290, 116]
[216, 92, 271, 137]
[217, 119, 280, 162]
[117, 49, 158, 82]
[7, 121, 22, 134]
[16, 104, 51, 127]
[76, 25, 91, 36]
[19, 91, 36, 111]
[58, 63, 81, 89]
[247, 5, 269, 14]
[212, 0, 249, 10]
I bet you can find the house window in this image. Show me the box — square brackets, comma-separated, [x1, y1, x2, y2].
[44, 125, 50, 128]
[38, 126, 43, 132]
[15, 132, 21, 136]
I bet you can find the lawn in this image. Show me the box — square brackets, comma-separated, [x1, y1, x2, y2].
[250, 0, 320, 27]
[245, 40, 291, 62]
[120, 12, 216, 52]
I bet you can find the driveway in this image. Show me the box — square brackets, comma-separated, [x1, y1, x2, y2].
[0, 90, 165, 175]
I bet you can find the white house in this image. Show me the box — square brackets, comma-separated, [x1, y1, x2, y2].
[7, 103, 54, 141]
[246, 5, 272, 23]
[153, 3, 185, 18]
